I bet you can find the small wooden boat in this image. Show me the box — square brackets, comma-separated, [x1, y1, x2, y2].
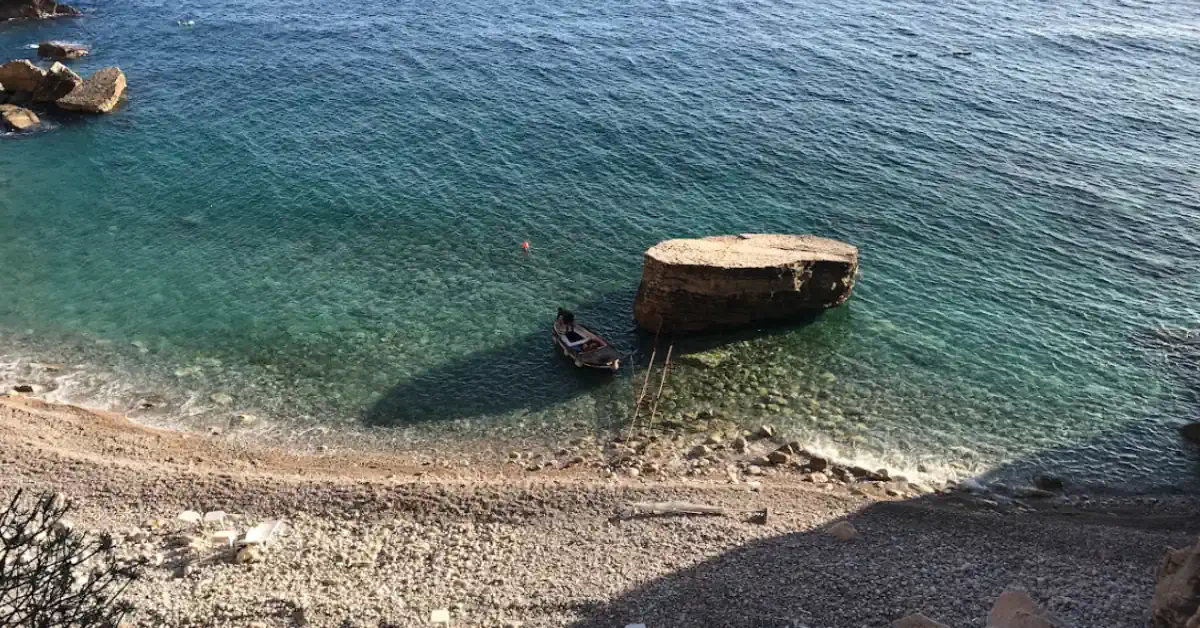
[552, 319, 621, 371]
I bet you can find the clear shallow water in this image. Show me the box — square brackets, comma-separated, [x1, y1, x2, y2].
[2, 0, 1199, 490]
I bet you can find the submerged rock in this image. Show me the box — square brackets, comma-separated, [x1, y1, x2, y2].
[33, 61, 81, 103]
[57, 66, 126, 113]
[677, 347, 732, 369]
[1151, 537, 1200, 628]
[0, 0, 80, 20]
[37, 41, 88, 60]
[633, 234, 858, 333]
[0, 60, 47, 92]
[0, 104, 40, 131]
[1032, 473, 1065, 492]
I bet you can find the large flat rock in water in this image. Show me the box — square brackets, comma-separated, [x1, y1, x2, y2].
[634, 234, 858, 333]
[56, 66, 125, 113]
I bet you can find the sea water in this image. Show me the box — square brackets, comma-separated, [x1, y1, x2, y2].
[2, 0, 1198, 491]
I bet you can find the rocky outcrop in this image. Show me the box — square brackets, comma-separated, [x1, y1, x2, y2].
[33, 61, 80, 103]
[1182, 423, 1200, 446]
[0, 60, 47, 93]
[56, 66, 125, 113]
[0, 104, 40, 131]
[1151, 537, 1200, 628]
[37, 41, 88, 60]
[633, 234, 858, 333]
[0, 0, 79, 20]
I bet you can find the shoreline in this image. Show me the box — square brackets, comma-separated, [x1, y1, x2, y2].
[6, 336, 1197, 499]
[3, 393, 1199, 627]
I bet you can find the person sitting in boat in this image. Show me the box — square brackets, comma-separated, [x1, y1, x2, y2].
[556, 307, 575, 333]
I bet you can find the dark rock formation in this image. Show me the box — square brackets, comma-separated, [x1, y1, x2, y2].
[0, 60, 47, 93]
[633, 234, 858, 333]
[33, 61, 81, 103]
[1182, 423, 1200, 446]
[1151, 537, 1200, 628]
[57, 66, 126, 113]
[0, 0, 79, 20]
[0, 104, 40, 131]
[37, 41, 89, 60]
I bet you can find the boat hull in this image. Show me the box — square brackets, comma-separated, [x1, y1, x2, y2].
[551, 323, 620, 372]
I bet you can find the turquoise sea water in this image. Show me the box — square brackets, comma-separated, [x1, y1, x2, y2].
[2, 0, 1199, 490]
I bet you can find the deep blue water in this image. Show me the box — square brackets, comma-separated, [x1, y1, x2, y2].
[2, 0, 1199, 490]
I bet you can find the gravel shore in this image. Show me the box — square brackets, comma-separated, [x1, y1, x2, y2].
[2, 395, 1196, 628]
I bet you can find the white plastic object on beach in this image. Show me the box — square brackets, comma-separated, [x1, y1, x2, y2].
[203, 510, 226, 524]
[177, 510, 202, 524]
[240, 519, 284, 546]
[211, 530, 238, 547]
[430, 609, 451, 624]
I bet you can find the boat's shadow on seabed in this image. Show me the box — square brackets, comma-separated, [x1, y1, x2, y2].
[361, 293, 637, 427]
[360, 294, 826, 427]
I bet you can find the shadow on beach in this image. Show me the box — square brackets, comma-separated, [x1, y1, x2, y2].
[564, 423, 1200, 628]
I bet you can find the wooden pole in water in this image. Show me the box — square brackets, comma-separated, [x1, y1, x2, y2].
[629, 327, 661, 432]
[647, 344, 674, 426]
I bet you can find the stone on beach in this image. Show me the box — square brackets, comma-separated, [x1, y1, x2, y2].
[56, 66, 126, 113]
[235, 544, 264, 564]
[633, 234, 858, 333]
[1151, 537, 1200, 628]
[766, 450, 790, 465]
[893, 613, 950, 628]
[37, 41, 89, 59]
[33, 61, 81, 103]
[825, 521, 858, 541]
[0, 60, 47, 92]
[987, 590, 1061, 628]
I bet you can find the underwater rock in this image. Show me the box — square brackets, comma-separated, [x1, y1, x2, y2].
[634, 234, 858, 333]
[1032, 473, 1065, 492]
[678, 348, 732, 369]
[57, 66, 125, 113]
[0, 0, 79, 21]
